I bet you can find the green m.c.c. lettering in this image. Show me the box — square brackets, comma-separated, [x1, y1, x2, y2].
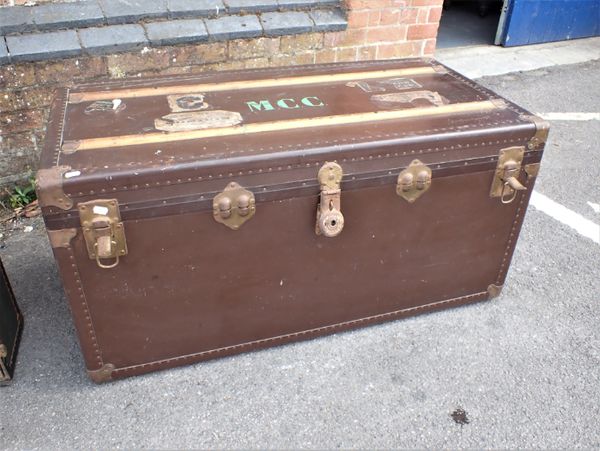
[246, 100, 275, 112]
[301, 96, 325, 107]
[246, 96, 325, 112]
[276, 98, 300, 109]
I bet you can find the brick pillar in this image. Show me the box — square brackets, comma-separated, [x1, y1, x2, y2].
[321, 0, 443, 62]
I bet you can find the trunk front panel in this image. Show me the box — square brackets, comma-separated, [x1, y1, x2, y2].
[60, 168, 534, 371]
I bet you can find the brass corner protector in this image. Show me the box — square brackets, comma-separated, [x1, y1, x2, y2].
[68, 92, 85, 104]
[525, 162, 541, 179]
[490, 98, 508, 109]
[47, 228, 78, 249]
[521, 114, 550, 149]
[432, 64, 448, 74]
[36, 166, 74, 210]
[487, 284, 503, 299]
[61, 140, 81, 154]
[87, 363, 115, 384]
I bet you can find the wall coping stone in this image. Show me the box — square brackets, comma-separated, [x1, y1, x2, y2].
[0, 37, 8, 65]
[167, 0, 226, 19]
[99, 0, 169, 25]
[261, 10, 314, 36]
[0, 0, 346, 64]
[0, 0, 341, 35]
[6, 29, 81, 62]
[145, 19, 209, 46]
[205, 13, 263, 40]
[79, 23, 148, 55]
[31, 0, 105, 32]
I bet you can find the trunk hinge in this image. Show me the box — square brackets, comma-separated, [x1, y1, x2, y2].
[78, 199, 127, 269]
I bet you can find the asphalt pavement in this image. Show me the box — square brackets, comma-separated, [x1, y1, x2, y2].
[1, 59, 599, 449]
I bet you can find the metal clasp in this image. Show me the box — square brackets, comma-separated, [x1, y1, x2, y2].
[396, 159, 432, 203]
[79, 199, 128, 269]
[316, 162, 344, 237]
[490, 146, 527, 204]
[213, 182, 256, 230]
[0, 344, 9, 382]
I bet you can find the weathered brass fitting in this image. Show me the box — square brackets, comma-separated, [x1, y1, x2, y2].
[213, 182, 256, 230]
[396, 159, 432, 203]
[316, 162, 344, 238]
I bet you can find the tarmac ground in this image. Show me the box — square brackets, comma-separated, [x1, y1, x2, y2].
[1, 58, 599, 449]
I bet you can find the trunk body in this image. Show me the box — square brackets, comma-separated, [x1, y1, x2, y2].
[36, 59, 548, 382]
[0, 258, 23, 384]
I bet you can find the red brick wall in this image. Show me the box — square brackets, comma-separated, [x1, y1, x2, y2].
[0, 0, 443, 187]
[340, 0, 442, 60]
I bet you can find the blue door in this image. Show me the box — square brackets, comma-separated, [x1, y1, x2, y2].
[496, 0, 600, 46]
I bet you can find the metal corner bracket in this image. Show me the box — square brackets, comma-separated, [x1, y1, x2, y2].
[525, 163, 541, 179]
[521, 114, 550, 150]
[487, 284, 503, 299]
[36, 166, 74, 210]
[87, 363, 115, 384]
[47, 228, 78, 249]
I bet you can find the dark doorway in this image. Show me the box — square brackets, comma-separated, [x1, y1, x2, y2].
[436, 0, 503, 48]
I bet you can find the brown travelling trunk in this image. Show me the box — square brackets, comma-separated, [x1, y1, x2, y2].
[0, 257, 23, 384]
[36, 58, 548, 383]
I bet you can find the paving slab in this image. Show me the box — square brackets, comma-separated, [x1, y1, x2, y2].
[205, 14, 263, 40]
[5, 30, 81, 62]
[145, 19, 208, 46]
[31, 0, 105, 31]
[260, 10, 314, 36]
[79, 24, 148, 56]
[436, 36, 600, 78]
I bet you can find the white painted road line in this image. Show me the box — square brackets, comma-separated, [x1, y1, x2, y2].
[536, 112, 600, 121]
[588, 201, 600, 214]
[531, 191, 600, 244]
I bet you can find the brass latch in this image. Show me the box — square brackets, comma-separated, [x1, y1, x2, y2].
[490, 146, 527, 204]
[0, 344, 9, 382]
[316, 162, 344, 237]
[213, 182, 256, 230]
[78, 199, 128, 269]
[396, 159, 432, 203]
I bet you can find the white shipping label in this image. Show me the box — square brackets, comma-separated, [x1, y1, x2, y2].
[92, 205, 109, 215]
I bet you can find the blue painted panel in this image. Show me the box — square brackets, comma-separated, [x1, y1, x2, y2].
[501, 0, 600, 46]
